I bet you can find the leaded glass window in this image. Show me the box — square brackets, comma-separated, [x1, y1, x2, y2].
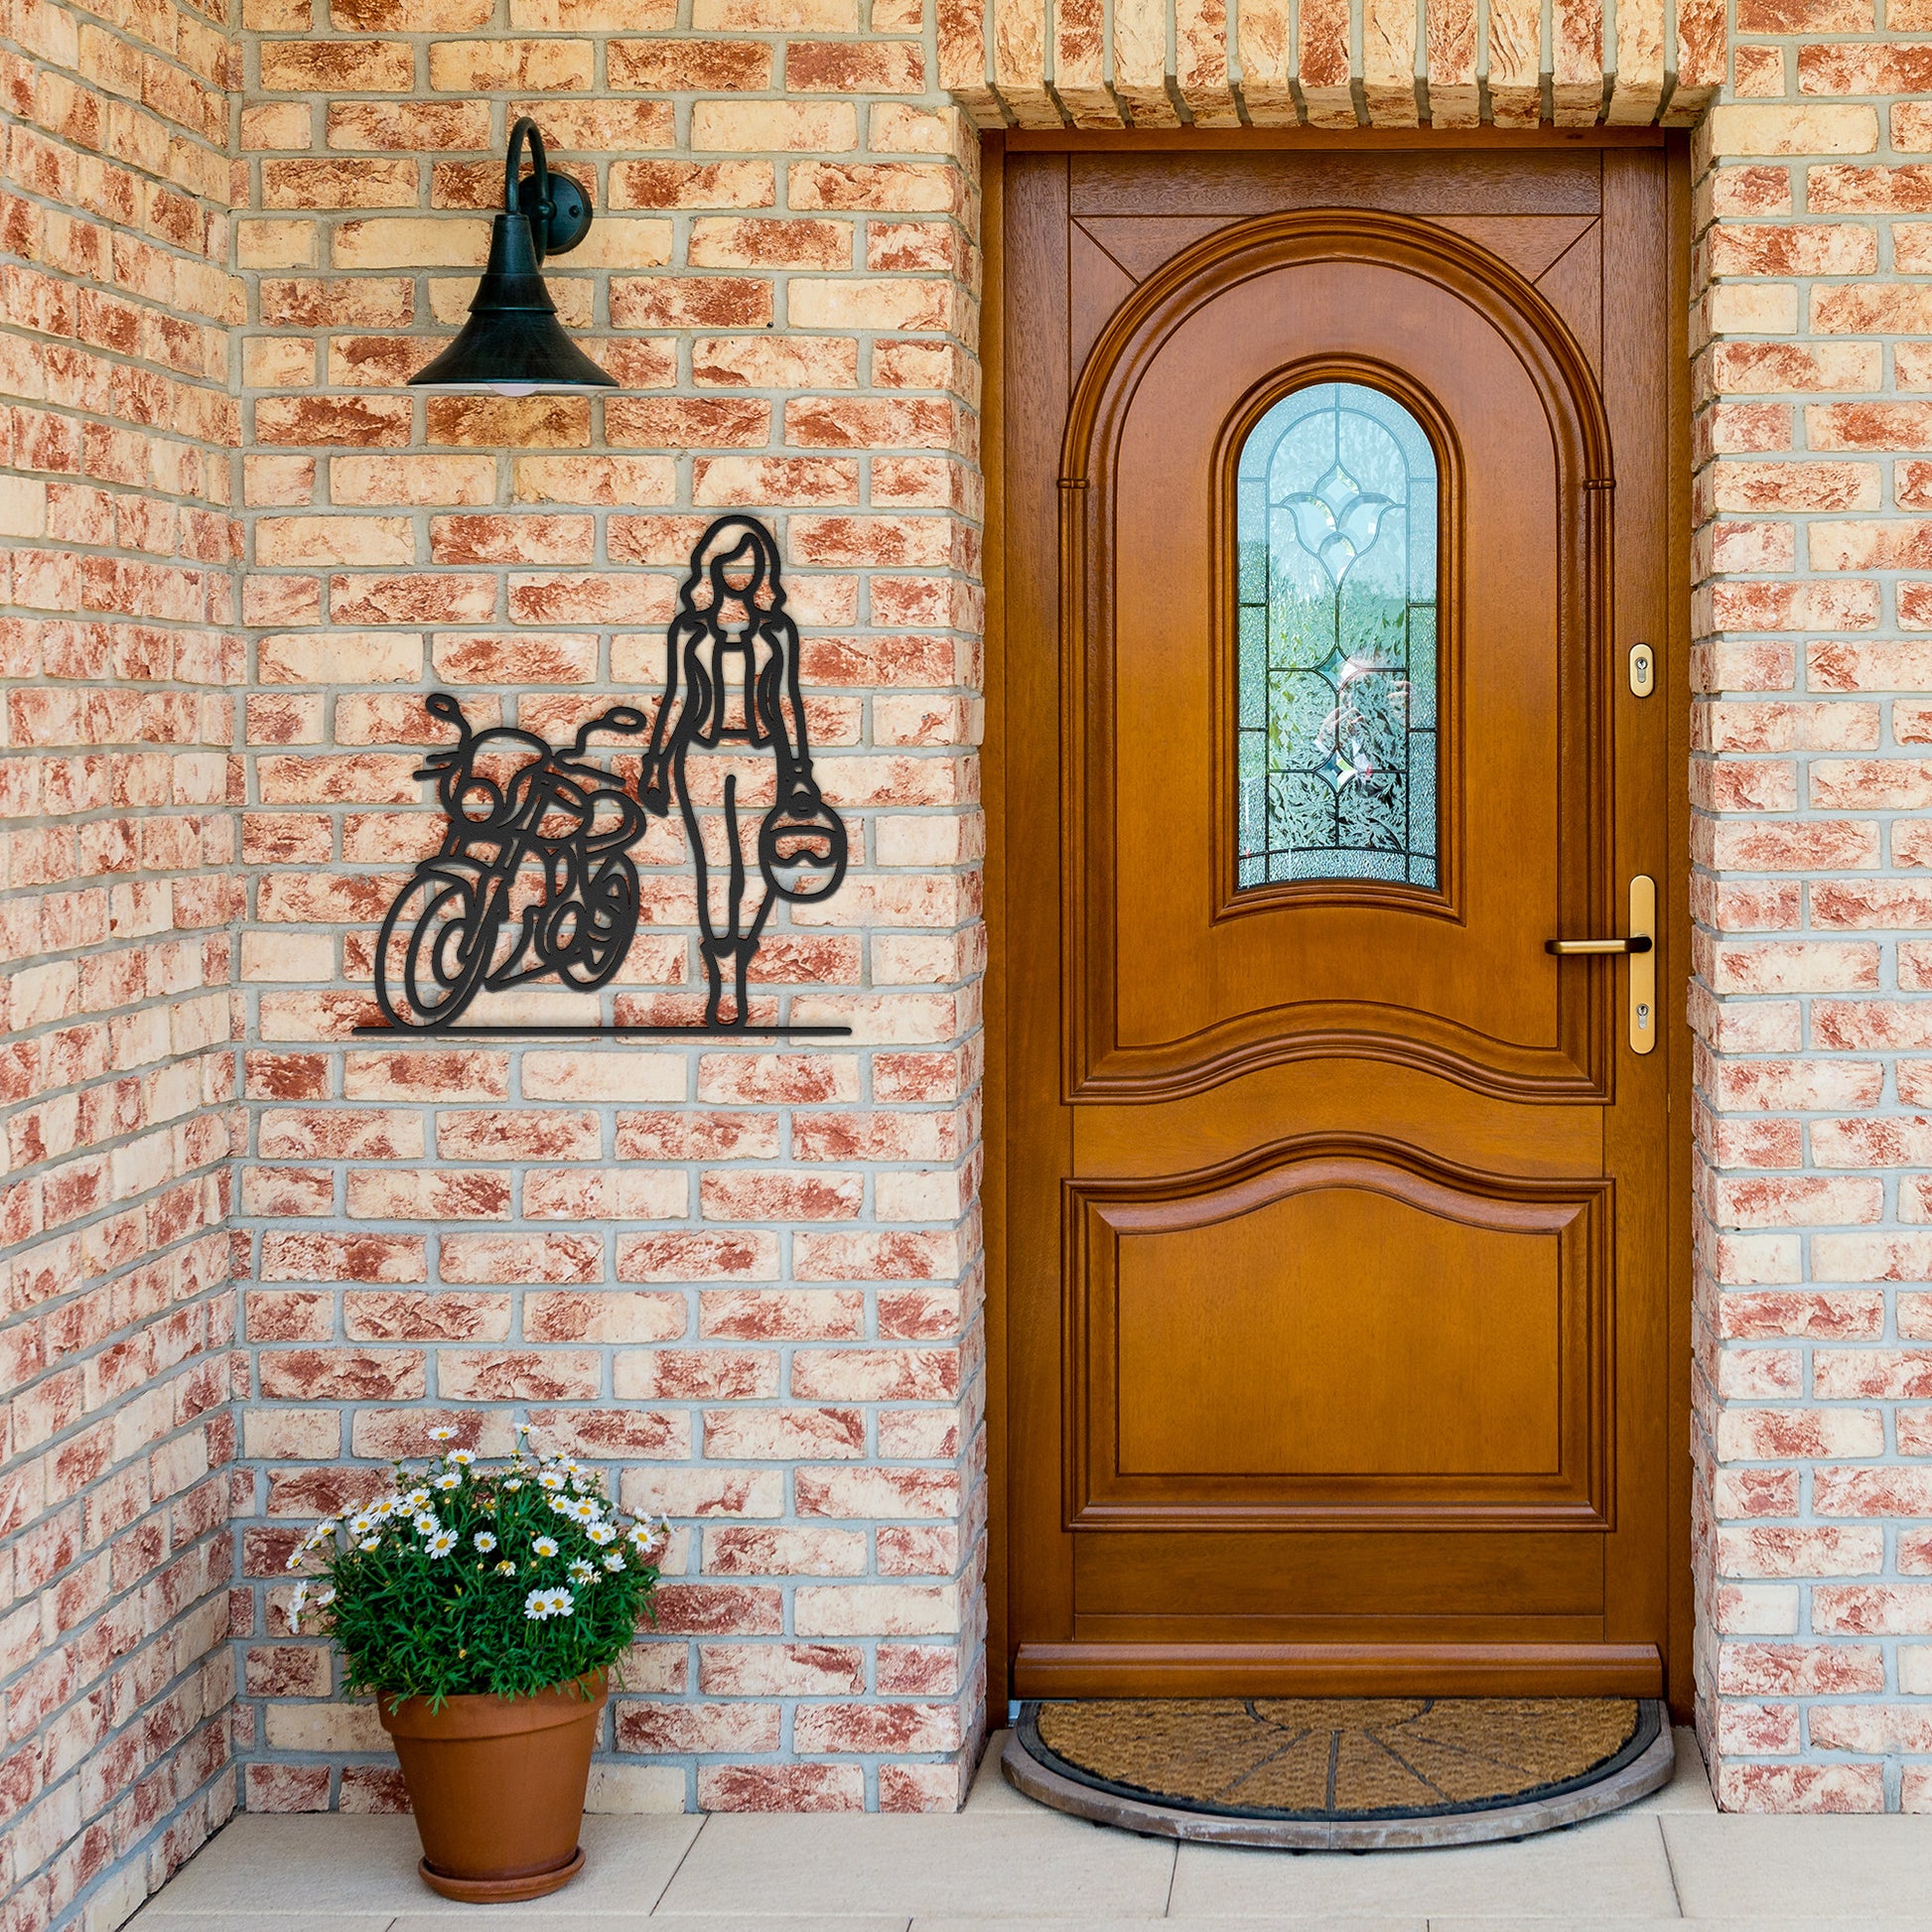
[1236, 381, 1440, 891]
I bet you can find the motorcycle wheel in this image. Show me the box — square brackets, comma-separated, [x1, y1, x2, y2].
[549, 856, 640, 992]
[375, 870, 499, 1030]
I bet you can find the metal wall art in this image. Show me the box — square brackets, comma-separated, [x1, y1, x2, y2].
[366, 515, 849, 1035]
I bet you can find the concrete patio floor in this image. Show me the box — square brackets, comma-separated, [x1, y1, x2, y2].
[130, 1728, 1932, 1930]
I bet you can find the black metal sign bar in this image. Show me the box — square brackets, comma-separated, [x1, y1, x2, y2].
[350, 1024, 854, 1037]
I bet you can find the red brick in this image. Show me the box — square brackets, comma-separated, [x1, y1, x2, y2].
[617, 1702, 780, 1753]
[697, 1763, 865, 1811]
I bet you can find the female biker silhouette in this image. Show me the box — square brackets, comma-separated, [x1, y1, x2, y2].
[637, 515, 847, 1029]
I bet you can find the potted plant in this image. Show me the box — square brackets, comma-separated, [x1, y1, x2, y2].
[285, 1425, 669, 1902]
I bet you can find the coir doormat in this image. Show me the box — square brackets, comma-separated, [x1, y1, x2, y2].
[1004, 1697, 1673, 1849]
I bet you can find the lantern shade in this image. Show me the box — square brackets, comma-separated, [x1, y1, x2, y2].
[409, 119, 614, 396]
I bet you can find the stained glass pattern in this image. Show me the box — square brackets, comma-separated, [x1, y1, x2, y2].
[1235, 381, 1440, 891]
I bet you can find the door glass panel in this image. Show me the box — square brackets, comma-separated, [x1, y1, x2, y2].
[1236, 381, 1440, 890]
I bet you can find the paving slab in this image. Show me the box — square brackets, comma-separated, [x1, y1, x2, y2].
[1169, 1815, 1680, 1919]
[915, 1919, 1424, 1931]
[964, 1729, 1034, 1813]
[1429, 1922, 1932, 1931]
[656, 1813, 1175, 1918]
[131, 1918, 392, 1932]
[133, 1819, 419, 1916]
[398, 1920, 905, 1931]
[133, 1814, 702, 1916]
[647, 1919, 909, 1931]
[1627, 1730, 1716, 1815]
[1662, 1814, 1932, 1919]
[392, 1919, 909, 1931]
[390, 1920, 658, 1931]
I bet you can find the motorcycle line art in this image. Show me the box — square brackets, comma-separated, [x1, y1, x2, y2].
[369, 514, 849, 1035]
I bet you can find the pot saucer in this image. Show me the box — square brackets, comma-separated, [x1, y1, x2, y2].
[418, 1846, 584, 1902]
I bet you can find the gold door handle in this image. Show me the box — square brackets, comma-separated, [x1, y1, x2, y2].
[1544, 935, 1652, 954]
[1544, 877, 1657, 1054]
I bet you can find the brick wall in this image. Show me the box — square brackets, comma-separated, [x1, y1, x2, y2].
[25, 0, 1932, 1890]
[226, 2, 988, 1817]
[0, 0, 244, 1918]
[1691, 58, 1932, 1811]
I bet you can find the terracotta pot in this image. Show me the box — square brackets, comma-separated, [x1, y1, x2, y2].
[377, 1673, 606, 1902]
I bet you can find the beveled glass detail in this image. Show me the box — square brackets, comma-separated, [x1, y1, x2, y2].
[1235, 381, 1440, 891]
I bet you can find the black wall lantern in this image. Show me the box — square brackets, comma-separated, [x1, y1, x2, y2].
[409, 116, 615, 396]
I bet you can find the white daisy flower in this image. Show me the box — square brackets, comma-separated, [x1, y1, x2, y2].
[523, 1587, 559, 1621]
[346, 1513, 373, 1538]
[370, 1498, 397, 1519]
[404, 1488, 430, 1510]
[502, 1478, 523, 1492]
[602, 1552, 626, 1573]
[566, 1498, 599, 1524]
[586, 1523, 617, 1546]
[315, 1586, 336, 1608]
[568, 1559, 595, 1585]
[413, 1511, 439, 1536]
[494, 1559, 517, 1577]
[538, 1470, 567, 1491]
[532, 1535, 559, 1559]
[359, 1537, 380, 1552]
[473, 1531, 497, 1554]
[627, 1517, 670, 1553]
[433, 1471, 461, 1491]
[427, 1529, 458, 1558]
[448, 1449, 476, 1466]
[429, 1426, 457, 1443]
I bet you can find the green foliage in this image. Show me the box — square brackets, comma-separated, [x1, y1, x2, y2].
[286, 1427, 668, 1708]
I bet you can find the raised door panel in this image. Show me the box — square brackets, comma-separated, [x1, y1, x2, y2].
[1067, 1148, 1609, 1532]
[1118, 1199, 1564, 1478]
[1066, 151, 1604, 219]
[1075, 1529, 1607, 1625]
[1067, 211, 1606, 374]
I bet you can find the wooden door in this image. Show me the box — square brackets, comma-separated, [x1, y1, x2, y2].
[999, 142, 1687, 1701]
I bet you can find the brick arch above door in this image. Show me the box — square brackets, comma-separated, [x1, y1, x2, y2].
[937, 0, 1725, 130]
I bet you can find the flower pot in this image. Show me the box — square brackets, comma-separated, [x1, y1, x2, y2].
[377, 1673, 607, 1902]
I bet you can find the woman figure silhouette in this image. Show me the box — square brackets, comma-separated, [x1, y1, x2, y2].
[639, 516, 847, 1028]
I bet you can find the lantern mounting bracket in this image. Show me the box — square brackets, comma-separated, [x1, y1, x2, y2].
[506, 116, 592, 261]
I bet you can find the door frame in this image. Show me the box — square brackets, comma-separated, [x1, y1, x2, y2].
[980, 126, 1696, 1720]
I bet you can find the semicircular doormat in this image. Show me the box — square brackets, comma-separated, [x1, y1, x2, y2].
[1004, 1697, 1673, 1850]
